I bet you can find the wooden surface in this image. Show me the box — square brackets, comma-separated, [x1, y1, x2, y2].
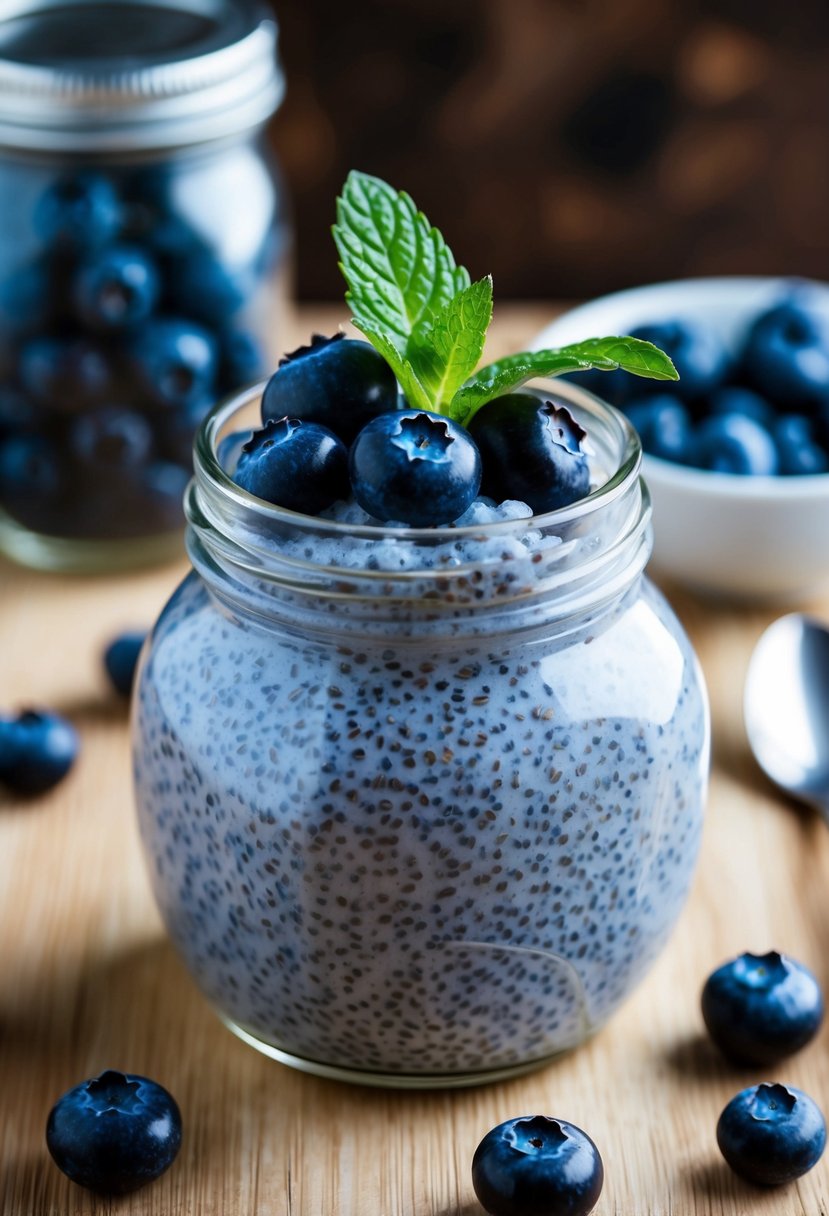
[1, 305, 828, 1216]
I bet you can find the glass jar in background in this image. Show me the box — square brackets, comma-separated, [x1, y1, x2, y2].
[133, 380, 710, 1088]
[0, 0, 289, 572]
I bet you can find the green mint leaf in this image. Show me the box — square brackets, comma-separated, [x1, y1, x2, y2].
[450, 337, 678, 425]
[351, 318, 432, 412]
[406, 276, 493, 409]
[334, 171, 470, 359]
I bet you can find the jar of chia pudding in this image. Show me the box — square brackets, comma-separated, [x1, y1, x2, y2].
[133, 378, 710, 1088]
[0, 0, 288, 572]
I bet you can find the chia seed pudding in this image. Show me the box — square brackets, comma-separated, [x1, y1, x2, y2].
[133, 381, 709, 1086]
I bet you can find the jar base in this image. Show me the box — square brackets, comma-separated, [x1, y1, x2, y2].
[221, 1015, 582, 1090]
[0, 509, 185, 574]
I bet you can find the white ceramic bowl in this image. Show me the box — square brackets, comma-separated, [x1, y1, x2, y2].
[534, 276, 829, 602]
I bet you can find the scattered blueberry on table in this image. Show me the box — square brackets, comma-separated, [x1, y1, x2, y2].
[716, 1083, 826, 1186]
[471, 1115, 604, 1216]
[571, 293, 829, 475]
[103, 631, 149, 698]
[701, 950, 824, 1066]
[0, 709, 78, 795]
[46, 1069, 182, 1194]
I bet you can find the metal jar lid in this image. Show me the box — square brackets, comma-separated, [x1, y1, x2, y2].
[0, 0, 284, 152]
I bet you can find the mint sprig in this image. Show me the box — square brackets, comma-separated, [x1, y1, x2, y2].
[334, 172, 679, 421]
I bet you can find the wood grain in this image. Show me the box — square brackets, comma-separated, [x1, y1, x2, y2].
[1, 305, 828, 1216]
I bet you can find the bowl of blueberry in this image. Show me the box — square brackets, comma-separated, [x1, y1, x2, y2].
[535, 277, 829, 601]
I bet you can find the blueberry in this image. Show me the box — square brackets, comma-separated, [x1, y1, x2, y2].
[19, 337, 111, 411]
[773, 415, 829, 475]
[702, 950, 824, 1065]
[708, 387, 775, 430]
[349, 409, 481, 525]
[0, 259, 55, 335]
[219, 329, 267, 392]
[103, 631, 148, 697]
[0, 432, 63, 498]
[0, 709, 78, 796]
[72, 245, 161, 331]
[156, 396, 213, 467]
[69, 407, 154, 471]
[234, 416, 349, 514]
[629, 320, 728, 399]
[136, 461, 191, 529]
[0, 386, 34, 436]
[467, 392, 590, 512]
[34, 172, 121, 251]
[471, 1115, 604, 1216]
[46, 1069, 182, 1195]
[262, 335, 399, 445]
[172, 249, 252, 326]
[717, 1083, 826, 1186]
[694, 412, 778, 475]
[743, 300, 829, 412]
[623, 394, 694, 463]
[131, 319, 218, 409]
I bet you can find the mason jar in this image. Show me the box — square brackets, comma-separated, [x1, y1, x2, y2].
[133, 379, 710, 1088]
[0, 0, 288, 572]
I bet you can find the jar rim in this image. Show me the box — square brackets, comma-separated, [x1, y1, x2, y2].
[193, 378, 644, 547]
[0, 0, 283, 152]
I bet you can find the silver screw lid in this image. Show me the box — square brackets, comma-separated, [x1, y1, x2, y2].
[0, 0, 284, 152]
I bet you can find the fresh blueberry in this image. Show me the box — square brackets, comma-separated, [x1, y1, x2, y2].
[629, 320, 728, 399]
[19, 337, 111, 411]
[103, 631, 148, 697]
[742, 300, 829, 412]
[623, 394, 694, 463]
[0, 258, 55, 335]
[156, 396, 213, 467]
[349, 409, 481, 526]
[0, 432, 63, 498]
[708, 387, 776, 430]
[467, 392, 590, 512]
[172, 249, 252, 326]
[717, 1083, 826, 1186]
[219, 329, 267, 392]
[472, 1115, 604, 1216]
[0, 386, 34, 436]
[131, 319, 218, 409]
[136, 461, 191, 529]
[694, 412, 778, 475]
[72, 245, 161, 331]
[262, 335, 399, 445]
[702, 950, 824, 1065]
[34, 172, 121, 251]
[773, 416, 829, 475]
[69, 407, 154, 471]
[234, 416, 349, 514]
[46, 1069, 182, 1195]
[0, 709, 78, 796]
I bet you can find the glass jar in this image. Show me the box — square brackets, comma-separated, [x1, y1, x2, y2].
[0, 0, 288, 572]
[133, 379, 710, 1088]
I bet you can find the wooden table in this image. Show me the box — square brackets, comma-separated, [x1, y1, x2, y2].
[2, 305, 828, 1216]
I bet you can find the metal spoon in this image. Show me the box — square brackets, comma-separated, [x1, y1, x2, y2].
[744, 613, 829, 823]
[743, 612, 826, 822]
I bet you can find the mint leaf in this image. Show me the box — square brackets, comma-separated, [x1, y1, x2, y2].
[334, 171, 470, 359]
[352, 318, 432, 412]
[450, 337, 679, 425]
[406, 276, 493, 409]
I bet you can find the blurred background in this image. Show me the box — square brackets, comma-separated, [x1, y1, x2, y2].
[268, 0, 829, 301]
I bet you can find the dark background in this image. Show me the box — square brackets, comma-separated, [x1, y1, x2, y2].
[267, 0, 829, 302]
